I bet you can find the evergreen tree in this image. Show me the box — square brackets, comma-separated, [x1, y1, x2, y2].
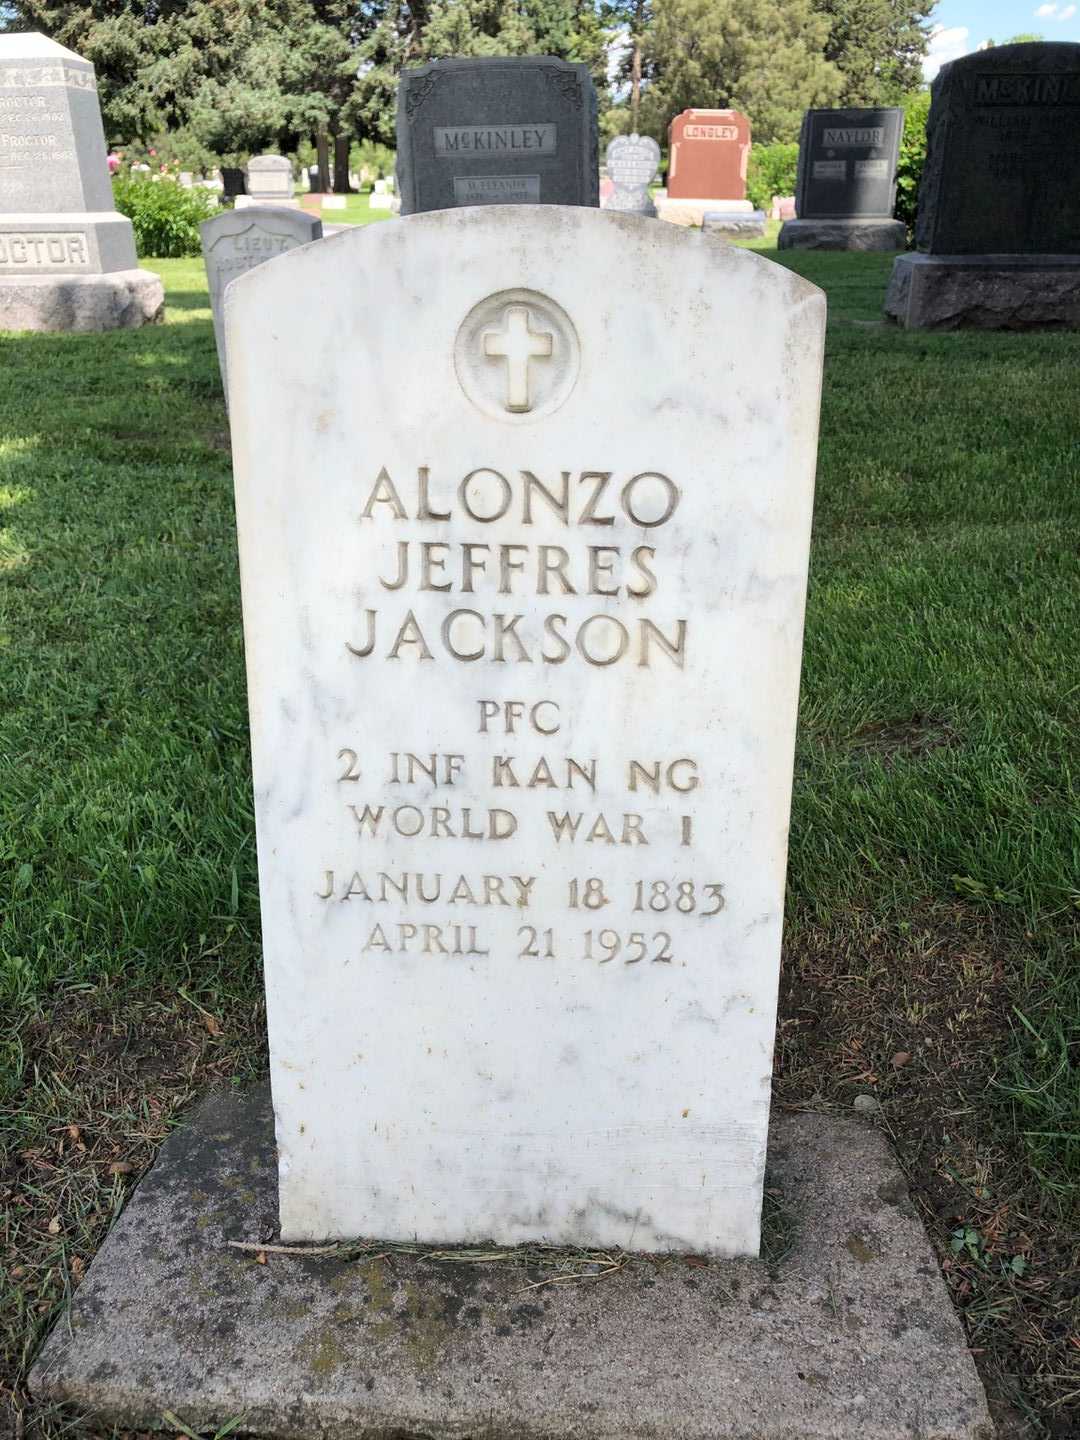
[811, 0, 935, 105]
[643, 0, 843, 144]
[349, 0, 608, 147]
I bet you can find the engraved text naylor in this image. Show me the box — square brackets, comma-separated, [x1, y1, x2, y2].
[822, 126, 885, 147]
[346, 465, 687, 668]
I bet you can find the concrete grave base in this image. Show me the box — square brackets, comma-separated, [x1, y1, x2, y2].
[656, 196, 753, 226]
[30, 1087, 992, 1439]
[0, 268, 164, 332]
[885, 251, 1080, 329]
[779, 218, 906, 252]
[702, 209, 767, 238]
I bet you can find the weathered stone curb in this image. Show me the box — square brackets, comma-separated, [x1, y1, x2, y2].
[30, 1087, 993, 1439]
[885, 252, 1080, 330]
[780, 219, 906, 252]
[0, 268, 164, 332]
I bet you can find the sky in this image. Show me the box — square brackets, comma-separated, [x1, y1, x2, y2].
[925, 0, 1080, 77]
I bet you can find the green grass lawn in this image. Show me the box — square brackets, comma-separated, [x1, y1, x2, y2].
[1, 242, 1078, 1436]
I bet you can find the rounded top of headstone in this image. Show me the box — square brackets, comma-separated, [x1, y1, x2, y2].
[405, 53, 583, 73]
[247, 155, 292, 172]
[669, 109, 751, 139]
[935, 38, 1080, 94]
[672, 108, 746, 120]
[942, 38, 1080, 69]
[0, 30, 91, 64]
[606, 133, 661, 186]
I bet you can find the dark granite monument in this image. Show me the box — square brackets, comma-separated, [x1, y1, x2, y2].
[395, 56, 598, 215]
[886, 42, 1080, 328]
[780, 107, 905, 251]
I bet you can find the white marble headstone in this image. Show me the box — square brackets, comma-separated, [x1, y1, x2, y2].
[227, 207, 824, 1255]
[200, 206, 322, 405]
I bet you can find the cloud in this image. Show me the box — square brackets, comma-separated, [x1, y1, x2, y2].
[923, 24, 972, 80]
[1035, 3, 1057, 15]
[1036, 1, 1078, 16]
[607, 25, 630, 94]
[1059, 3, 1077, 18]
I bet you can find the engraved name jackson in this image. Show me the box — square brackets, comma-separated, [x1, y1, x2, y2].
[346, 465, 686, 668]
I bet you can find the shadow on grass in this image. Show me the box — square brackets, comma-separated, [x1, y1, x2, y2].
[164, 288, 214, 313]
[0, 312, 225, 451]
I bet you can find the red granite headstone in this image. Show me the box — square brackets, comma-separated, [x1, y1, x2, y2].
[667, 109, 751, 200]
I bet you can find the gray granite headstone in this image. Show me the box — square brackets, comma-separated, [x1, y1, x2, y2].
[396, 56, 598, 215]
[795, 108, 903, 219]
[200, 207, 321, 403]
[917, 41, 1080, 254]
[0, 31, 163, 330]
[885, 41, 1080, 327]
[603, 133, 659, 216]
[781, 106, 905, 251]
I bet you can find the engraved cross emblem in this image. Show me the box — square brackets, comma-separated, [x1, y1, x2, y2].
[482, 305, 554, 413]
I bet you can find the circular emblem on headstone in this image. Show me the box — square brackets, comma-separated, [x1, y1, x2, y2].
[454, 288, 579, 423]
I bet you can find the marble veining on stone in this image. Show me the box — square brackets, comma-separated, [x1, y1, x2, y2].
[225, 206, 825, 1253]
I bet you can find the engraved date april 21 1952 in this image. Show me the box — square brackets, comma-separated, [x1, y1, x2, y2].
[343, 920, 682, 965]
[316, 872, 726, 967]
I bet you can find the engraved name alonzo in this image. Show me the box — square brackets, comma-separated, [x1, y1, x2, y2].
[346, 291, 687, 668]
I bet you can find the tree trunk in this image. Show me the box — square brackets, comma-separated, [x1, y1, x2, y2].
[315, 129, 331, 192]
[333, 132, 353, 192]
[405, 0, 429, 58]
[631, 38, 642, 134]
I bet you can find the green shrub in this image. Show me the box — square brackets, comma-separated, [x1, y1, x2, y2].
[746, 142, 799, 212]
[895, 89, 931, 238]
[112, 174, 218, 258]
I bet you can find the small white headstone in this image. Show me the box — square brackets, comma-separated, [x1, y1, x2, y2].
[226, 208, 824, 1254]
[603, 133, 661, 216]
